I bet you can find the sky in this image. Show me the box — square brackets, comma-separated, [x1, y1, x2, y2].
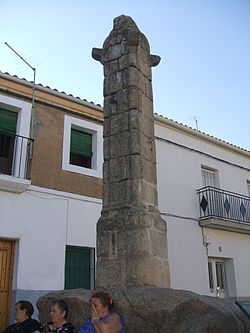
[1, 0, 250, 151]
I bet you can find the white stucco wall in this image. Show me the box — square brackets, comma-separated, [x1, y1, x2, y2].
[204, 228, 250, 298]
[155, 120, 250, 299]
[164, 216, 210, 295]
[0, 186, 101, 291]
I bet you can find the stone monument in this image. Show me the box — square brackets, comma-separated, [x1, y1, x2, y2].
[37, 15, 250, 333]
[92, 15, 170, 289]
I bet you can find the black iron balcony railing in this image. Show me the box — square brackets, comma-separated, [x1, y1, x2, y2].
[0, 130, 34, 179]
[197, 186, 250, 224]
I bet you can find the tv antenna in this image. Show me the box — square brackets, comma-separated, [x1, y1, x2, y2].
[5, 42, 36, 141]
[194, 116, 199, 131]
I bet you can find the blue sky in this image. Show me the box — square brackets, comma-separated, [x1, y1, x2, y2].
[1, 0, 250, 151]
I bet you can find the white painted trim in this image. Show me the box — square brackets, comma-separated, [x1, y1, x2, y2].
[62, 115, 103, 178]
[28, 185, 102, 204]
[0, 174, 31, 193]
[0, 94, 31, 138]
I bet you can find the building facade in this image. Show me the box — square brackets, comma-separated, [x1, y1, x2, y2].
[155, 115, 250, 300]
[0, 72, 249, 329]
[0, 72, 103, 330]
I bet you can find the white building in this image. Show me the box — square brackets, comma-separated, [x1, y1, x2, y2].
[0, 72, 249, 329]
[155, 115, 250, 300]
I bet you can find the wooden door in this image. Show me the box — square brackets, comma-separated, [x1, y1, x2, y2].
[0, 240, 15, 333]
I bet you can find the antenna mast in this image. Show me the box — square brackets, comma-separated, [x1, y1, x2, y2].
[194, 116, 199, 131]
[5, 42, 36, 141]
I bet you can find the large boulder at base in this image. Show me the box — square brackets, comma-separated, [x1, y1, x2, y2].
[37, 286, 250, 333]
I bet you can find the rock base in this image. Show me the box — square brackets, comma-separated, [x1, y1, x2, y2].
[37, 286, 250, 333]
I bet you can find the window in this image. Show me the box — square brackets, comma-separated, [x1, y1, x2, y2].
[0, 94, 31, 179]
[208, 258, 228, 298]
[215, 261, 227, 290]
[208, 261, 214, 290]
[0, 109, 18, 175]
[62, 115, 103, 178]
[247, 181, 250, 197]
[201, 167, 217, 187]
[70, 129, 92, 168]
[64, 246, 95, 290]
[0, 108, 17, 133]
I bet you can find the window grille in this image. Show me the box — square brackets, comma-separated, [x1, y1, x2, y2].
[65, 246, 94, 290]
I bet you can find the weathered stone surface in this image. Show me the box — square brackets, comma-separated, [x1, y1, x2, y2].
[96, 206, 169, 288]
[110, 112, 129, 135]
[93, 16, 169, 290]
[109, 157, 126, 181]
[127, 86, 141, 110]
[37, 287, 250, 333]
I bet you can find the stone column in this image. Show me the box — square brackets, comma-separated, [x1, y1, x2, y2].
[92, 15, 170, 288]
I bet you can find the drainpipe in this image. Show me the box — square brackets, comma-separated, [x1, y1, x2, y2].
[30, 67, 36, 141]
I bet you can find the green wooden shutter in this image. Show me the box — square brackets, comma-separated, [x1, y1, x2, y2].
[70, 129, 93, 158]
[0, 109, 18, 134]
[65, 247, 91, 289]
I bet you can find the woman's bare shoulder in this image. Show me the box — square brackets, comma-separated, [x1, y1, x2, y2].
[105, 313, 122, 325]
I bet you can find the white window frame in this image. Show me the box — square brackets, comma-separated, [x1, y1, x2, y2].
[62, 115, 103, 178]
[0, 94, 31, 179]
[247, 181, 250, 197]
[201, 166, 218, 187]
[208, 258, 228, 298]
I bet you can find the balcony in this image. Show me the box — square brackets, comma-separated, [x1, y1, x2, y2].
[0, 131, 33, 193]
[197, 186, 250, 234]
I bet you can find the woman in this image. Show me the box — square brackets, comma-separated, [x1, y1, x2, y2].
[38, 300, 74, 333]
[3, 300, 40, 333]
[78, 292, 123, 333]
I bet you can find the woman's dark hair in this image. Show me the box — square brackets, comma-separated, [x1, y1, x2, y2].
[52, 299, 69, 318]
[90, 291, 114, 311]
[16, 300, 34, 318]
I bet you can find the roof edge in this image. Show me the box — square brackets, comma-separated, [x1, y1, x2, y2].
[0, 71, 103, 112]
[1, 71, 249, 157]
[154, 114, 250, 158]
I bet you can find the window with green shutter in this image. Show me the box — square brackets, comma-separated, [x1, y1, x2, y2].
[0, 108, 17, 134]
[65, 246, 93, 289]
[70, 128, 93, 168]
[0, 109, 18, 175]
